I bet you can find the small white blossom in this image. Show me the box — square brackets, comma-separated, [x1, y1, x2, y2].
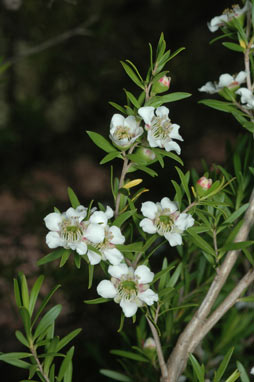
[250, 366, 254, 375]
[143, 337, 156, 349]
[86, 207, 125, 265]
[199, 71, 246, 94]
[97, 264, 158, 317]
[236, 87, 254, 109]
[208, 2, 250, 32]
[109, 114, 143, 149]
[140, 197, 194, 246]
[44, 205, 88, 255]
[138, 106, 183, 155]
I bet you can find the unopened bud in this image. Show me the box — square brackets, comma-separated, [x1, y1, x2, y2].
[197, 176, 212, 190]
[143, 337, 156, 350]
[152, 76, 171, 94]
[135, 147, 156, 164]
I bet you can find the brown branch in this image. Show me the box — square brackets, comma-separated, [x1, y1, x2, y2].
[188, 268, 254, 354]
[166, 188, 254, 382]
[4, 17, 96, 66]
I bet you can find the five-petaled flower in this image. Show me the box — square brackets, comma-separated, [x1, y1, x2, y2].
[44, 205, 88, 255]
[97, 263, 158, 317]
[208, 2, 250, 32]
[199, 71, 246, 94]
[140, 197, 194, 246]
[138, 106, 183, 155]
[236, 87, 254, 109]
[109, 114, 143, 149]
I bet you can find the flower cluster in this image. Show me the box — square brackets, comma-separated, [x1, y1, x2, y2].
[44, 205, 125, 265]
[208, 2, 250, 32]
[109, 105, 183, 155]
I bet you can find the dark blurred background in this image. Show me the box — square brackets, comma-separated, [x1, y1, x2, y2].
[0, 0, 243, 381]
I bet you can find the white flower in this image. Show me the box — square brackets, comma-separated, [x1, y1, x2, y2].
[138, 106, 183, 155]
[199, 71, 246, 94]
[250, 366, 254, 375]
[85, 207, 125, 265]
[109, 114, 143, 149]
[236, 87, 254, 109]
[44, 205, 88, 255]
[140, 197, 194, 246]
[97, 264, 158, 317]
[208, 2, 250, 32]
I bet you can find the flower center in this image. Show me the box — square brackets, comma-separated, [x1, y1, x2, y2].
[114, 125, 132, 141]
[151, 116, 172, 140]
[60, 218, 83, 243]
[155, 210, 175, 235]
[118, 276, 138, 300]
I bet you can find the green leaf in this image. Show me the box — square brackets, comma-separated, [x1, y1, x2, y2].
[57, 346, 74, 382]
[153, 148, 183, 165]
[220, 241, 254, 252]
[29, 275, 44, 317]
[129, 164, 158, 177]
[19, 307, 32, 340]
[214, 347, 234, 382]
[88, 264, 94, 289]
[199, 99, 237, 113]
[74, 253, 81, 269]
[225, 370, 240, 382]
[124, 89, 141, 109]
[37, 248, 71, 266]
[236, 361, 250, 382]
[222, 42, 245, 52]
[109, 101, 126, 114]
[120, 61, 144, 89]
[175, 166, 191, 203]
[32, 284, 61, 328]
[145, 92, 191, 107]
[232, 112, 254, 133]
[34, 305, 62, 340]
[67, 187, 80, 208]
[15, 330, 29, 348]
[152, 264, 175, 284]
[0, 352, 31, 361]
[100, 151, 122, 164]
[84, 297, 110, 304]
[168, 46, 186, 61]
[113, 210, 136, 227]
[100, 369, 132, 382]
[13, 278, 22, 308]
[56, 329, 81, 353]
[87, 131, 115, 153]
[110, 349, 148, 362]
[189, 354, 205, 382]
[187, 228, 216, 257]
[222, 204, 249, 225]
[116, 242, 143, 252]
[0, 356, 31, 369]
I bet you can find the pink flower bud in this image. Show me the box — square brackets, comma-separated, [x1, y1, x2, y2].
[143, 337, 156, 349]
[159, 76, 171, 88]
[197, 176, 212, 190]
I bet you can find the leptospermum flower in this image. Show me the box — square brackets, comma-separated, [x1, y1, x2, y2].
[44, 205, 88, 255]
[97, 264, 158, 317]
[109, 114, 143, 149]
[199, 71, 246, 94]
[140, 197, 194, 246]
[85, 206, 125, 265]
[208, 2, 250, 32]
[138, 106, 183, 155]
[236, 87, 254, 109]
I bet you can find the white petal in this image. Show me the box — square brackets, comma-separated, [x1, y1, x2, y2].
[103, 248, 123, 265]
[198, 81, 217, 94]
[138, 106, 154, 125]
[105, 206, 114, 219]
[140, 218, 157, 234]
[160, 197, 178, 213]
[155, 106, 169, 118]
[124, 115, 138, 132]
[75, 241, 88, 255]
[164, 140, 181, 155]
[175, 213, 194, 230]
[108, 263, 129, 278]
[164, 232, 183, 246]
[139, 289, 158, 305]
[109, 226, 125, 244]
[66, 206, 87, 220]
[235, 71, 247, 84]
[135, 265, 154, 283]
[111, 114, 125, 128]
[44, 212, 62, 231]
[170, 124, 183, 141]
[141, 201, 158, 219]
[85, 223, 105, 243]
[45, 231, 62, 248]
[120, 298, 138, 317]
[218, 73, 233, 87]
[147, 131, 160, 147]
[97, 280, 117, 298]
[89, 211, 108, 225]
[87, 249, 101, 265]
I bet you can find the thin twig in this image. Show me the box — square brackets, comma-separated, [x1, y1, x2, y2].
[4, 17, 97, 66]
[30, 344, 50, 382]
[146, 316, 169, 382]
